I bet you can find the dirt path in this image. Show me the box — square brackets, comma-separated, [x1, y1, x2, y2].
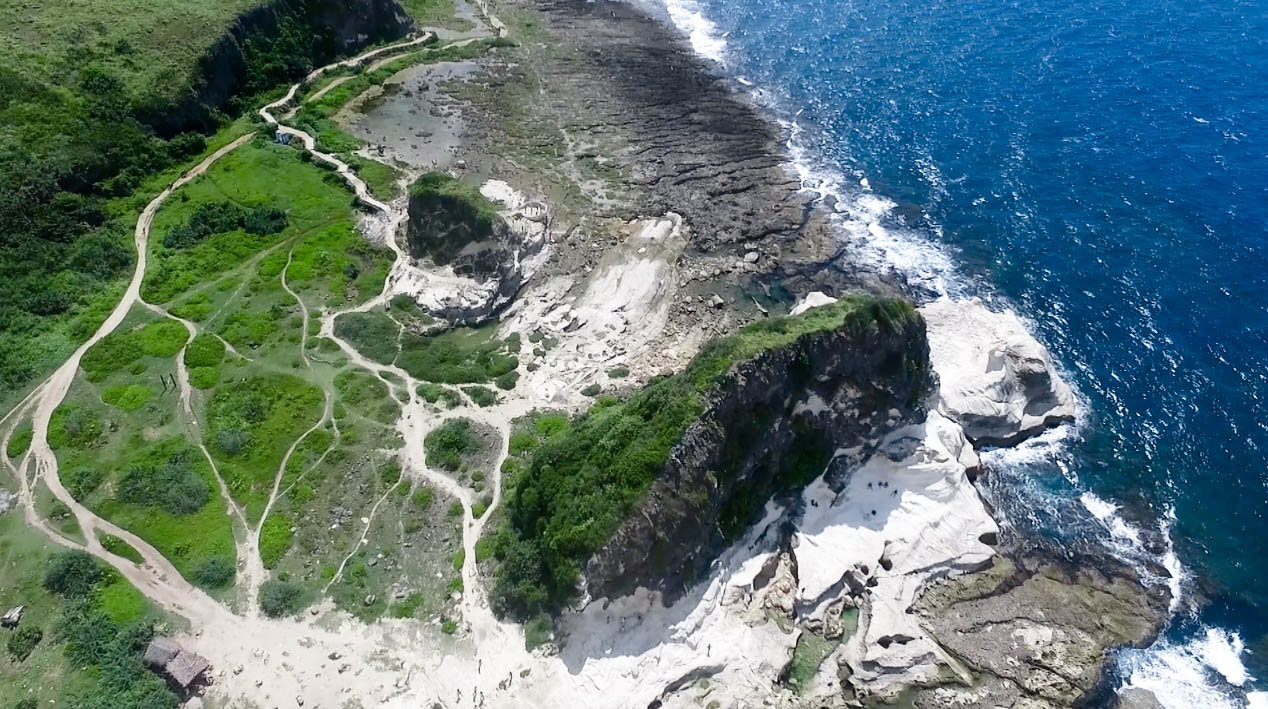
[1, 134, 256, 630]
[0, 9, 553, 707]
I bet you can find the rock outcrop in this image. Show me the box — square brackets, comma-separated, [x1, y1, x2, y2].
[910, 554, 1170, 708]
[399, 173, 543, 323]
[582, 298, 932, 603]
[921, 298, 1077, 446]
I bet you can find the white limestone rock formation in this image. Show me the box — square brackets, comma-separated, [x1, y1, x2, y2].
[920, 297, 1076, 445]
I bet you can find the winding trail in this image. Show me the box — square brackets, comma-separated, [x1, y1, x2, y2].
[0, 9, 540, 706]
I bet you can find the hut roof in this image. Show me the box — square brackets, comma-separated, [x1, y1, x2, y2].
[144, 637, 209, 689]
[166, 650, 210, 688]
[144, 637, 180, 667]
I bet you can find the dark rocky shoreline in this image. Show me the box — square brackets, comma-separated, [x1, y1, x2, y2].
[447, 1, 1174, 705]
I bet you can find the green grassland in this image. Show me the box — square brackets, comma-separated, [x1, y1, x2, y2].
[0, 511, 169, 708]
[0, 0, 260, 100]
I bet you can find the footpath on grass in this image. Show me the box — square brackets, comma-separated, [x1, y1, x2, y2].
[0, 9, 535, 704]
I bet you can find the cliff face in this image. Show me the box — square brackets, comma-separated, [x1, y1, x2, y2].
[141, 0, 412, 135]
[582, 302, 932, 602]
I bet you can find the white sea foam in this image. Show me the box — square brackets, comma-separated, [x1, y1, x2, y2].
[1120, 627, 1260, 709]
[779, 121, 959, 296]
[1080, 492, 1143, 545]
[662, 0, 727, 63]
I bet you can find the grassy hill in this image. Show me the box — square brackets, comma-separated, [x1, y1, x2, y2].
[0, 0, 261, 101]
[0, 0, 422, 406]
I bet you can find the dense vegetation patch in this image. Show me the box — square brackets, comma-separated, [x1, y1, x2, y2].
[490, 297, 918, 619]
[397, 329, 519, 384]
[424, 418, 480, 471]
[184, 334, 225, 367]
[36, 550, 177, 707]
[162, 201, 287, 249]
[117, 448, 209, 515]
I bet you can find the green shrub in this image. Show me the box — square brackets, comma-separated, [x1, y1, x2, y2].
[607, 366, 630, 379]
[495, 370, 519, 390]
[117, 448, 209, 515]
[190, 365, 220, 389]
[184, 334, 225, 367]
[379, 461, 402, 486]
[63, 468, 105, 500]
[580, 383, 601, 396]
[447, 502, 463, 517]
[6, 626, 43, 662]
[417, 383, 462, 407]
[192, 557, 236, 588]
[463, 386, 497, 407]
[425, 418, 478, 471]
[441, 619, 458, 635]
[411, 486, 435, 508]
[451, 549, 465, 571]
[81, 332, 142, 376]
[259, 579, 304, 617]
[136, 320, 188, 357]
[101, 384, 152, 411]
[44, 551, 103, 598]
[215, 428, 250, 456]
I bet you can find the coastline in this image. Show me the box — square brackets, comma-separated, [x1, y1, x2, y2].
[0, 0, 1222, 706]
[403, 0, 1175, 704]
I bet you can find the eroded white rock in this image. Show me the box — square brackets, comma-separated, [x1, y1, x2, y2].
[920, 297, 1076, 445]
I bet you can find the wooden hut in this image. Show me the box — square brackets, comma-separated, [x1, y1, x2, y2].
[144, 637, 210, 694]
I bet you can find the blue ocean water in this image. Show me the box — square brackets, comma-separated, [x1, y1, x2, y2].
[650, 0, 1268, 704]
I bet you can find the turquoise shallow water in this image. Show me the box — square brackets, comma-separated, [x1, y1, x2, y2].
[649, 0, 1268, 703]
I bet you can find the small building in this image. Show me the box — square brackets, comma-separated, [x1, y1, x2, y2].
[144, 637, 210, 695]
[1, 606, 23, 628]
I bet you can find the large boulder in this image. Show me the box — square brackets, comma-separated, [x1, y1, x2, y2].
[920, 298, 1076, 446]
[400, 173, 543, 323]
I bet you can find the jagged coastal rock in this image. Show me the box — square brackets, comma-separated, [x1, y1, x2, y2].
[535, 294, 1163, 708]
[583, 297, 931, 602]
[920, 297, 1077, 446]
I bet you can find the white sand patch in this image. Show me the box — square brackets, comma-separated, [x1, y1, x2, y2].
[790, 290, 838, 316]
[480, 179, 526, 209]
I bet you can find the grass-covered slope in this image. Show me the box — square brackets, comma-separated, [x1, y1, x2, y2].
[0, 0, 412, 405]
[490, 296, 925, 619]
